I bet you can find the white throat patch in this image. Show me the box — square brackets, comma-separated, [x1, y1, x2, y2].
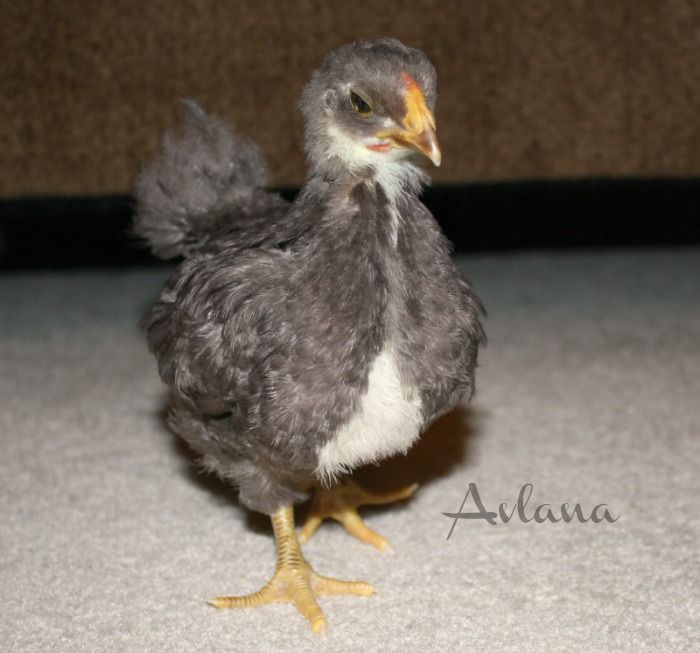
[326, 124, 427, 247]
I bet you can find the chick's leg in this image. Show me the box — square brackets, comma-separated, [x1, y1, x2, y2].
[208, 504, 373, 635]
[299, 479, 418, 553]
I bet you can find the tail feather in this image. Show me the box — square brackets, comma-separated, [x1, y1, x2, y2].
[133, 101, 281, 259]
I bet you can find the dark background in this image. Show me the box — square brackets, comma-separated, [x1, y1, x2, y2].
[1, 1, 699, 269]
[1, 178, 698, 269]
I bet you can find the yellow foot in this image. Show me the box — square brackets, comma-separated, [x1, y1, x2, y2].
[299, 479, 418, 552]
[207, 505, 373, 635]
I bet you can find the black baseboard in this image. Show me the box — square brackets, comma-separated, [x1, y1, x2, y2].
[1, 178, 698, 270]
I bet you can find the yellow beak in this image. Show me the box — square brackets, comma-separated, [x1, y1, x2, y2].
[376, 73, 442, 167]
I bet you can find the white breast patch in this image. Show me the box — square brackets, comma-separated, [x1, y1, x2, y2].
[315, 345, 423, 483]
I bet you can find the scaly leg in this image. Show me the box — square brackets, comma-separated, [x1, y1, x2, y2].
[207, 504, 373, 635]
[299, 478, 418, 552]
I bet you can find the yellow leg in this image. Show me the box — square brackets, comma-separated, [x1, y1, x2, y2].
[299, 479, 418, 553]
[207, 504, 373, 635]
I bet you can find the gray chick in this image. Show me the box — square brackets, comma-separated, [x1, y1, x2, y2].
[133, 38, 484, 635]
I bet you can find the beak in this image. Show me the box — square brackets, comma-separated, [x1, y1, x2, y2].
[376, 73, 442, 167]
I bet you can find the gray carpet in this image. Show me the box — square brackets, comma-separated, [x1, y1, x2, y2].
[1, 249, 698, 652]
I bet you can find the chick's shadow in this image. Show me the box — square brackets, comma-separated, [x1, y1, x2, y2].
[353, 404, 483, 497]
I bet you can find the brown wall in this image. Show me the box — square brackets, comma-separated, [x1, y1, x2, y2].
[2, 0, 699, 198]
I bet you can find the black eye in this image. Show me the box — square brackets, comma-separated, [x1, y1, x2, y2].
[350, 91, 372, 116]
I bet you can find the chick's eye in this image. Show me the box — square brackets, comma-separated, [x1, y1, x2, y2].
[350, 91, 372, 116]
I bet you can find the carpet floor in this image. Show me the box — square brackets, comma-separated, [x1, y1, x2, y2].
[1, 248, 698, 652]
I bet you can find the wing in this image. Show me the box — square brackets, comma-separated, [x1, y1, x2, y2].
[146, 244, 292, 419]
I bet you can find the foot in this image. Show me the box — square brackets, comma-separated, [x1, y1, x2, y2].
[207, 505, 373, 635]
[299, 479, 418, 552]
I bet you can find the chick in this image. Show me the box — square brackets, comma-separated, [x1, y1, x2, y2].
[133, 38, 484, 635]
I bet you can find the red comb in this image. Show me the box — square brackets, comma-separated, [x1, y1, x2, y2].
[401, 72, 420, 91]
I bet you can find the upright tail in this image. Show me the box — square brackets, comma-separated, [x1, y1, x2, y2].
[133, 101, 284, 259]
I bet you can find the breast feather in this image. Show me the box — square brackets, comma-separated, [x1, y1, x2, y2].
[315, 345, 422, 483]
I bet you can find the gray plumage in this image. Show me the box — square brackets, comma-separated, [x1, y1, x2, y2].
[133, 100, 288, 259]
[134, 38, 484, 515]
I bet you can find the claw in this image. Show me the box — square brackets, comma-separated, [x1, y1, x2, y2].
[299, 479, 418, 551]
[208, 504, 373, 634]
